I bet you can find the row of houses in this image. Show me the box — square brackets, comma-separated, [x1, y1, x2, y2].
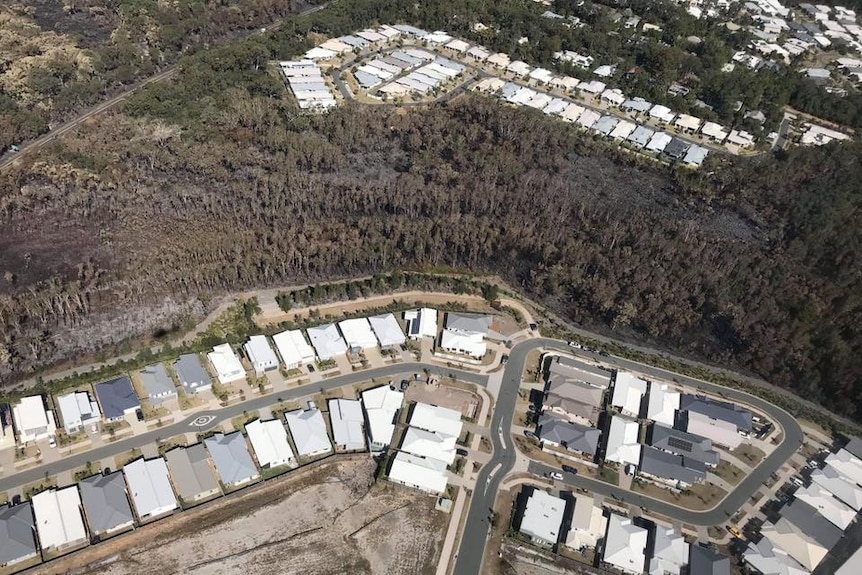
[278, 60, 338, 111]
[516, 486, 730, 575]
[746, 446, 862, 573]
[473, 79, 711, 167]
[0, 381, 413, 567]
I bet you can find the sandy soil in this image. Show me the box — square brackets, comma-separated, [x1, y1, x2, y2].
[35, 457, 447, 575]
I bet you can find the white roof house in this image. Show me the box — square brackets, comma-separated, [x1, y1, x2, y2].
[410, 402, 463, 438]
[812, 465, 862, 510]
[123, 457, 178, 520]
[649, 528, 689, 575]
[605, 416, 642, 467]
[272, 329, 316, 369]
[245, 419, 296, 469]
[404, 308, 438, 339]
[400, 427, 457, 465]
[520, 489, 566, 546]
[564, 493, 608, 550]
[795, 484, 857, 529]
[649, 105, 676, 123]
[56, 391, 101, 433]
[440, 328, 486, 358]
[837, 545, 862, 575]
[338, 318, 378, 352]
[207, 344, 246, 384]
[507, 60, 532, 76]
[674, 114, 702, 132]
[368, 313, 406, 348]
[307, 323, 348, 360]
[611, 372, 648, 417]
[362, 385, 404, 451]
[646, 383, 680, 426]
[685, 411, 743, 449]
[388, 451, 449, 494]
[603, 514, 648, 575]
[243, 335, 278, 375]
[285, 408, 332, 458]
[12, 395, 56, 443]
[610, 120, 637, 140]
[701, 121, 729, 142]
[762, 518, 828, 571]
[31, 487, 87, 550]
[744, 537, 809, 575]
[329, 398, 366, 452]
[825, 449, 862, 485]
[646, 131, 673, 153]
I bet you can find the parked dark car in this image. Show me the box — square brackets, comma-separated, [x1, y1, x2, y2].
[562, 465, 578, 474]
[529, 323, 538, 331]
[456, 448, 468, 456]
[307, 364, 315, 372]
[135, 408, 144, 422]
[501, 354, 509, 365]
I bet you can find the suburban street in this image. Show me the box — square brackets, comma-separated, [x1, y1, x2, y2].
[451, 337, 803, 574]
[0, 362, 484, 492]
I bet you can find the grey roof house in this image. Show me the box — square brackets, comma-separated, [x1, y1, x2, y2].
[546, 377, 605, 407]
[689, 545, 730, 575]
[544, 395, 600, 425]
[79, 471, 135, 537]
[639, 446, 706, 487]
[138, 363, 177, 404]
[174, 354, 212, 394]
[648, 423, 719, 466]
[444, 312, 493, 335]
[537, 414, 601, 457]
[165, 443, 221, 503]
[664, 137, 690, 159]
[781, 499, 842, 548]
[547, 356, 612, 389]
[94, 375, 141, 421]
[204, 432, 260, 488]
[679, 395, 752, 431]
[0, 502, 38, 566]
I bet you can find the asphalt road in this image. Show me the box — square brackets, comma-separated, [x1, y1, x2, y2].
[451, 338, 803, 574]
[0, 2, 331, 171]
[0, 362, 485, 492]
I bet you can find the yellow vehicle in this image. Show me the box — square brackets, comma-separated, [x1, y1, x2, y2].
[727, 525, 743, 539]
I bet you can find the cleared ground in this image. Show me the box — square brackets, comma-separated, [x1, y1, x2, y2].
[34, 457, 447, 575]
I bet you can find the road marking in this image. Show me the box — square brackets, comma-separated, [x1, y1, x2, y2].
[190, 415, 216, 427]
[484, 463, 502, 495]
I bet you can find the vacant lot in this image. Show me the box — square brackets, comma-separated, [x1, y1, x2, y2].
[35, 457, 447, 575]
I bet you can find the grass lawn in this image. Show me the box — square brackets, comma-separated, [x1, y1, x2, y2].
[522, 350, 543, 382]
[713, 460, 745, 485]
[735, 443, 766, 467]
[114, 448, 143, 469]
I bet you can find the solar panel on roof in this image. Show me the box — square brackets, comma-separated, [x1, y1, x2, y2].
[667, 436, 693, 453]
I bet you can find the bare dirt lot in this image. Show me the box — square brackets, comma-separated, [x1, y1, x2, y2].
[34, 457, 447, 575]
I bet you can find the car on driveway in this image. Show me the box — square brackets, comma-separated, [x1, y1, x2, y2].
[562, 465, 578, 474]
[549, 471, 564, 481]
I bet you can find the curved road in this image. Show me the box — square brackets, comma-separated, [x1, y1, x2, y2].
[452, 337, 803, 575]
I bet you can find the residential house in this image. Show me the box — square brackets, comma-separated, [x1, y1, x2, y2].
[689, 546, 731, 575]
[55, 391, 100, 433]
[404, 308, 438, 339]
[122, 457, 178, 520]
[243, 335, 279, 376]
[307, 323, 349, 360]
[31, 486, 87, 551]
[825, 449, 862, 485]
[78, 471, 135, 537]
[811, 465, 862, 510]
[329, 398, 366, 452]
[164, 444, 221, 504]
[272, 329, 316, 370]
[639, 446, 706, 488]
[362, 384, 404, 452]
[649, 527, 689, 575]
[781, 499, 842, 549]
[245, 419, 296, 469]
[173, 354, 212, 395]
[605, 416, 642, 467]
[138, 363, 177, 404]
[611, 372, 647, 417]
[338, 318, 378, 353]
[537, 414, 601, 458]
[519, 489, 566, 546]
[94, 376, 140, 422]
[0, 502, 37, 566]
[762, 518, 827, 571]
[648, 423, 719, 467]
[205, 432, 260, 488]
[12, 395, 56, 442]
[794, 484, 856, 530]
[387, 451, 448, 494]
[743, 537, 809, 575]
[440, 328, 486, 358]
[410, 403, 463, 438]
[683, 411, 743, 450]
[207, 344, 246, 385]
[679, 395, 752, 432]
[564, 493, 607, 550]
[646, 383, 680, 427]
[368, 313, 406, 348]
[547, 356, 612, 389]
[400, 426, 458, 465]
[603, 514, 648, 574]
[285, 408, 333, 458]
